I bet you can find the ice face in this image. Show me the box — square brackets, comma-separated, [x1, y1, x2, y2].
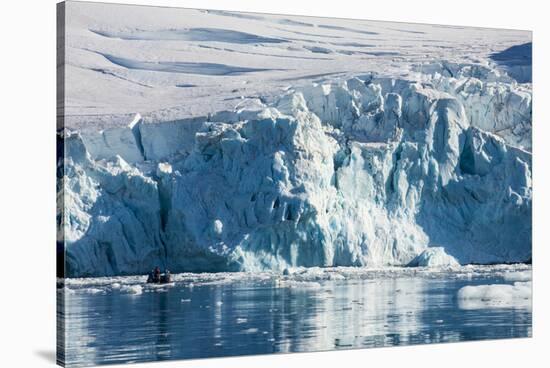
[411, 61, 532, 150]
[59, 68, 531, 277]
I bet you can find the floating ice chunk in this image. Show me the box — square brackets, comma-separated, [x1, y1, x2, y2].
[407, 247, 460, 268]
[145, 282, 175, 290]
[457, 281, 531, 309]
[502, 270, 532, 282]
[277, 280, 322, 289]
[326, 273, 346, 281]
[84, 288, 105, 294]
[120, 285, 143, 295]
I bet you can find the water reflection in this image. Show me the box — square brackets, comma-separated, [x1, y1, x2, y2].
[63, 276, 532, 367]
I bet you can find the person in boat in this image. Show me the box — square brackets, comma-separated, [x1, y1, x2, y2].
[154, 266, 161, 283]
[147, 269, 155, 283]
[161, 269, 171, 283]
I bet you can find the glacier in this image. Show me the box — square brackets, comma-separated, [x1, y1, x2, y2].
[59, 63, 532, 277]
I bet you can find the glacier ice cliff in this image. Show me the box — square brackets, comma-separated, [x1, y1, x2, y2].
[58, 64, 532, 277]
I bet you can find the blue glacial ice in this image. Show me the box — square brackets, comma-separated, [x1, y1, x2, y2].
[59, 64, 531, 277]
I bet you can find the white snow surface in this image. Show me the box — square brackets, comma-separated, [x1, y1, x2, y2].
[59, 2, 532, 277]
[62, 2, 531, 137]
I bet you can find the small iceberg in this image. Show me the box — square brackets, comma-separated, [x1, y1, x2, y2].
[457, 281, 531, 309]
[407, 247, 460, 268]
[120, 285, 143, 295]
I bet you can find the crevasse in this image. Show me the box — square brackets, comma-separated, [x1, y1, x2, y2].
[58, 63, 532, 277]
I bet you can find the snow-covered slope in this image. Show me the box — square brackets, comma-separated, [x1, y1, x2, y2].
[61, 2, 531, 132]
[58, 2, 532, 277]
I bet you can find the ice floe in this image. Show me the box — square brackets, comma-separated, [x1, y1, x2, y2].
[60, 264, 532, 299]
[457, 281, 531, 310]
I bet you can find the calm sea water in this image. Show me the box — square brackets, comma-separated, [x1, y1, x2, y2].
[60, 272, 532, 367]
